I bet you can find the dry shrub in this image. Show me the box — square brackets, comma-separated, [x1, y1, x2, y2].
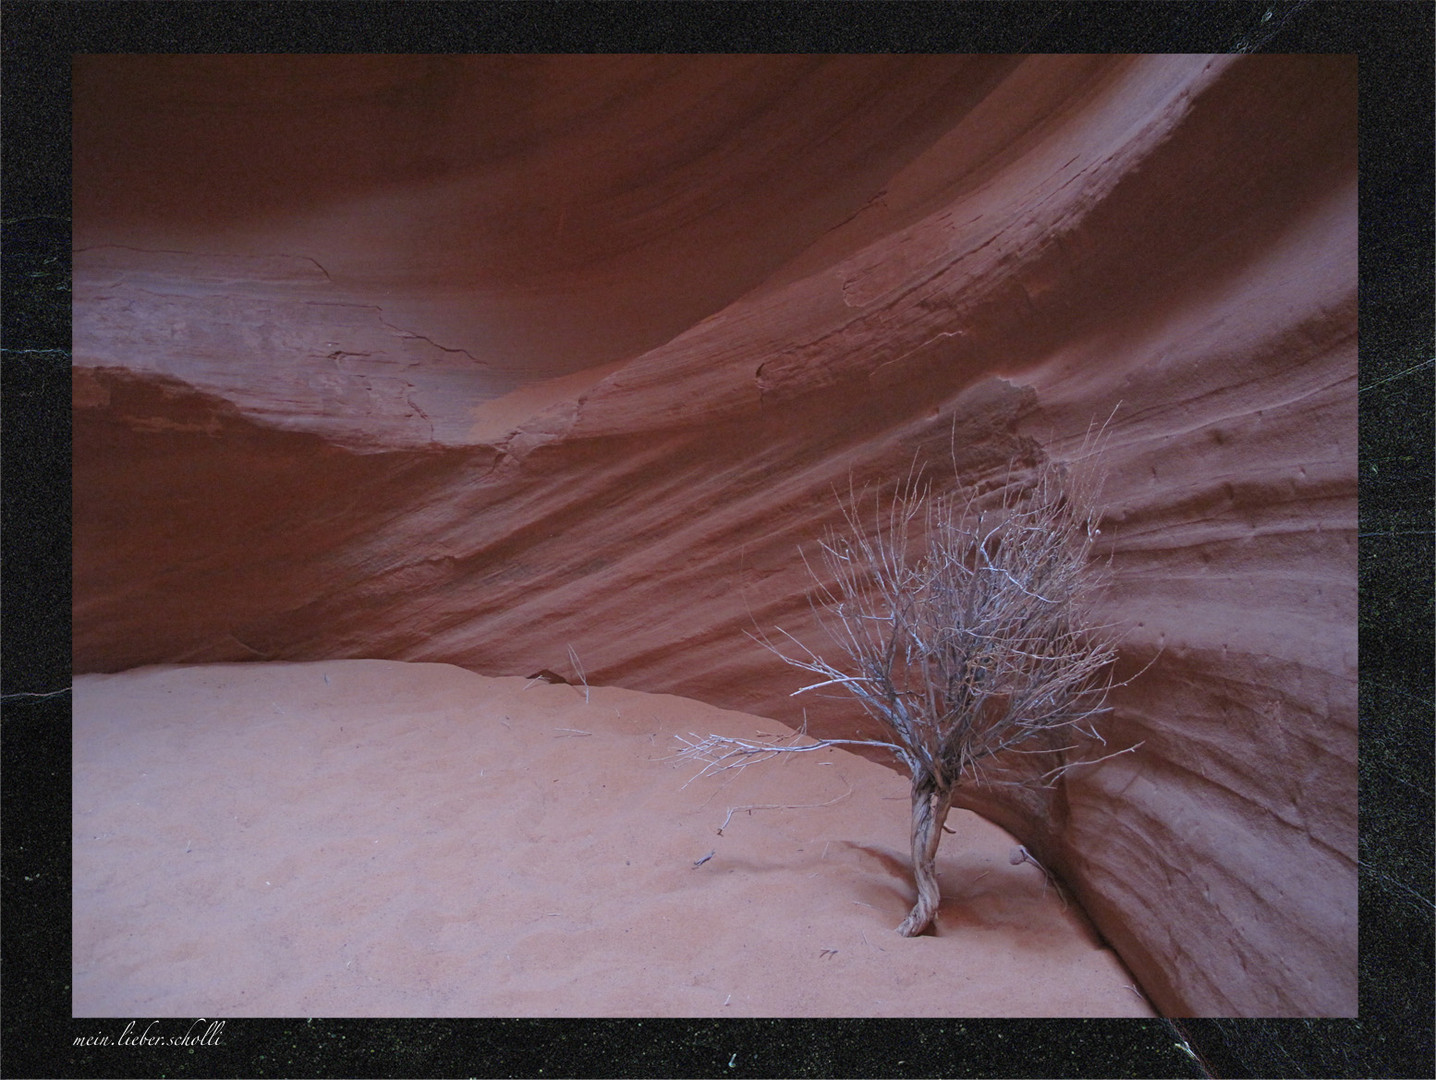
[679, 424, 1141, 936]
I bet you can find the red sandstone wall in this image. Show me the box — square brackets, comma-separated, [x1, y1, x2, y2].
[72, 54, 1357, 1016]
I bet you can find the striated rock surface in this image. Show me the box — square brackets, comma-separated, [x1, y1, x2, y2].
[73, 54, 1357, 1016]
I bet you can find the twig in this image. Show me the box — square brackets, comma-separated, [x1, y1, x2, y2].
[1011, 845, 1068, 909]
[714, 773, 854, 836]
[567, 644, 589, 703]
[674, 729, 903, 786]
[1035, 740, 1145, 784]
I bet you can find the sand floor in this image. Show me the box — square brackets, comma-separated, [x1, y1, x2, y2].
[72, 660, 1155, 1017]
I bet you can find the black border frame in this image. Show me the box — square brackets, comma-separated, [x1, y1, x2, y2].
[3, 3, 1431, 1077]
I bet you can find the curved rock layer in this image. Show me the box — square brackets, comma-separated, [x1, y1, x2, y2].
[73, 54, 1357, 1016]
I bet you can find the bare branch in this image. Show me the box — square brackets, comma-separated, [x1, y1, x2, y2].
[567, 644, 589, 703]
[674, 729, 907, 787]
[712, 773, 856, 835]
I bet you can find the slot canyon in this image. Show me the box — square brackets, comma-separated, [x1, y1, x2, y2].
[72, 53, 1356, 1017]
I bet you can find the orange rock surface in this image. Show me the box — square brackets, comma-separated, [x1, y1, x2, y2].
[73, 54, 1356, 1016]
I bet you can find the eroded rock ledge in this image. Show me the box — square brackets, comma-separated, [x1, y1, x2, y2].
[73, 54, 1357, 1016]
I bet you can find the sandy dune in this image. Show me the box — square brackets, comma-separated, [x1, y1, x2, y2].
[73, 660, 1153, 1018]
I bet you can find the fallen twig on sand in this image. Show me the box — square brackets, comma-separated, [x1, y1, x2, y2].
[714, 773, 854, 836]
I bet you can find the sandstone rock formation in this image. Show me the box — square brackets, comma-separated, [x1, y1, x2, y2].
[73, 54, 1357, 1016]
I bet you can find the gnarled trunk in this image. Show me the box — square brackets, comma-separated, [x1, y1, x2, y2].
[897, 776, 954, 936]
